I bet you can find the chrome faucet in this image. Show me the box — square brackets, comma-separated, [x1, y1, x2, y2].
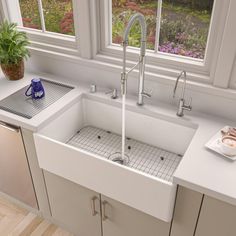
[173, 70, 192, 117]
[105, 88, 118, 99]
[121, 13, 151, 105]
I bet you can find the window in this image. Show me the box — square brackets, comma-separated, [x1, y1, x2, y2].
[1, 0, 234, 89]
[0, 0, 79, 56]
[19, 0, 75, 35]
[111, 0, 214, 60]
[98, 0, 232, 85]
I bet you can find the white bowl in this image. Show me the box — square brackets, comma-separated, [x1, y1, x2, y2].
[219, 136, 236, 156]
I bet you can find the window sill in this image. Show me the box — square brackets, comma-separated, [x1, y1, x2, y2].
[104, 44, 205, 67]
[18, 27, 78, 54]
[99, 45, 212, 82]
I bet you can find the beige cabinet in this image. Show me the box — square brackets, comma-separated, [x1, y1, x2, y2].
[170, 186, 203, 236]
[43, 171, 236, 236]
[101, 195, 171, 236]
[0, 123, 37, 208]
[170, 186, 236, 236]
[44, 171, 171, 236]
[195, 196, 236, 236]
[44, 171, 102, 236]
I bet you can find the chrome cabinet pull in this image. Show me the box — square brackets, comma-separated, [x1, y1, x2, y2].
[102, 200, 109, 221]
[91, 196, 99, 216]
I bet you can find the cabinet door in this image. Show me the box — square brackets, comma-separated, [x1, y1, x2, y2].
[0, 123, 37, 208]
[44, 171, 101, 236]
[101, 195, 170, 236]
[170, 186, 203, 236]
[195, 196, 236, 236]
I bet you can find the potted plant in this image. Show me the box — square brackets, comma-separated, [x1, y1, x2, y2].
[0, 21, 30, 80]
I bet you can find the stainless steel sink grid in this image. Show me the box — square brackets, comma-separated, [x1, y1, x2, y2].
[67, 126, 182, 182]
[0, 79, 74, 119]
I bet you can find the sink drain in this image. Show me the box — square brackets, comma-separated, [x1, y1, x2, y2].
[108, 152, 130, 165]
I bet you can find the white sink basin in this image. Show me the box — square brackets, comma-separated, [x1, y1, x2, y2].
[34, 94, 197, 222]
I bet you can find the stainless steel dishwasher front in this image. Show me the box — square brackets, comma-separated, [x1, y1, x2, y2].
[0, 121, 38, 209]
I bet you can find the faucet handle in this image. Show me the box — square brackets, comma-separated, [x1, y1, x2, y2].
[141, 91, 152, 98]
[183, 97, 192, 111]
[105, 89, 118, 99]
[90, 84, 97, 93]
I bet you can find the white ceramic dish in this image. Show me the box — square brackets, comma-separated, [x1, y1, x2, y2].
[220, 136, 236, 156]
[205, 126, 236, 161]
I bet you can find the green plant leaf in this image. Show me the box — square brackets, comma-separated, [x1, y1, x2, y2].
[0, 20, 30, 65]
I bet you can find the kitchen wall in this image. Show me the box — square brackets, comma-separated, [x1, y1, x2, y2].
[26, 52, 236, 122]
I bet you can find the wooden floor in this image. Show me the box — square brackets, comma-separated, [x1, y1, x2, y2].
[0, 196, 74, 236]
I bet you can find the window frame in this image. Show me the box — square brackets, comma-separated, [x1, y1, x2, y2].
[99, 0, 231, 84]
[1, 0, 82, 56]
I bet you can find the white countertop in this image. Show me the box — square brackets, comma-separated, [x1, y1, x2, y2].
[174, 115, 236, 206]
[0, 72, 87, 131]
[1, 71, 236, 207]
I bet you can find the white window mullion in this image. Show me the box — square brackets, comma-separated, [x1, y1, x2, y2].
[72, 0, 80, 52]
[154, 0, 162, 53]
[75, 0, 93, 59]
[100, 0, 110, 51]
[4, 0, 22, 25]
[37, 0, 46, 32]
[0, 0, 8, 22]
[90, 0, 100, 57]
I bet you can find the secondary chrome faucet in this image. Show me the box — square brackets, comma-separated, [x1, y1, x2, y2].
[105, 88, 118, 99]
[173, 70, 192, 117]
[121, 13, 151, 105]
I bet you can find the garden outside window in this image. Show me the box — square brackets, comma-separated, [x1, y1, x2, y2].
[19, 0, 75, 36]
[111, 0, 214, 60]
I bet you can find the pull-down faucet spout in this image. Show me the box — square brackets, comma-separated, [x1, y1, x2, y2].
[121, 13, 151, 105]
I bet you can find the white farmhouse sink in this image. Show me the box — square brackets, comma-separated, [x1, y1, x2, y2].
[34, 93, 197, 222]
